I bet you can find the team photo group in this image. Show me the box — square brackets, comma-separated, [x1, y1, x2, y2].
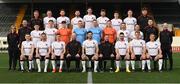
[7, 7, 173, 73]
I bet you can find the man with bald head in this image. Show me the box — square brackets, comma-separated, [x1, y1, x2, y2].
[160, 23, 173, 71]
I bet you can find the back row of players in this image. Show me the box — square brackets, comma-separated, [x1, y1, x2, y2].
[19, 14, 164, 72]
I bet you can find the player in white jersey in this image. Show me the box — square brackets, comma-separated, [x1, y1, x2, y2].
[82, 31, 99, 72]
[129, 31, 146, 72]
[146, 33, 163, 72]
[111, 11, 122, 32]
[51, 35, 66, 73]
[117, 22, 130, 42]
[43, 10, 56, 28]
[57, 9, 70, 29]
[130, 24, 144, 40]
[44, 20, 57, 44]
[123, 10, 137, 33]
[115, 32, 131, 73]
[83, 7, 96, 30]
[20, 34, 34, 72]
[30, 24, 43, 70]
[71, 10, 83, 30]
[36, 33, 51, 72]
[97, 9, 109, 30]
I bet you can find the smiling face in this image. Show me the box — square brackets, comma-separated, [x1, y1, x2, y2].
[25, 34, 31, 41]
[127, 10, 133, 17]
[87, 8, 93, 14]
[150, 34, 155, 41]
[47, 11, 52, 17]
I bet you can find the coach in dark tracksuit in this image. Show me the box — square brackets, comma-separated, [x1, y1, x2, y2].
[160, 23, 173, 71]
[30, 10, 44, 30]
[66, 33, 82, 71]
[7, 25, 19, 70]
[99, 35, 115, 71]
[144, 19, 159, 42]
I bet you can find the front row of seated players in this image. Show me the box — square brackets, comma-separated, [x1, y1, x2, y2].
[20, 31, 163, 73]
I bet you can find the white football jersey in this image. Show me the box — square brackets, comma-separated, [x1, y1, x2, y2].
[22, 41, 34, 56]
[44, 28, 57, 44]
[129, 39, 145, 55]
[37, 41, 50, 56]
[71, 17, 83, 29]
[115, 41, 129, 55]
[97, 16, 109, 30]
[30, 30, 43, 48]
[82, 40, 98, 55]
[51, 41, 65, 56]
[130, 31, 144, 40]
[117, 29, 130, 42]
[43, 17, 56, 28]
[83, 14, 96, 29]
[123, 17, 137, 33]
[57, 16, 70, 28]
[146, 41, 161, 56]
[111, 18, 122, 32]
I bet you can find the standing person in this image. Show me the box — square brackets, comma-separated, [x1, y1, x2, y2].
[99, 35, 115, 72]
[138, 7, 154, 35]
[130, 24, 144, 40]
[146, 33, 163, 72]
[30, 10, 44, 30]
[20, 34, 34, 72]
[123, 9, 137, 33]
[51, 35, 66, 73]
[129, 31, 146, 72]
[57, 9, 70, 28]
[36, 33, 51, 72]
[81, 31, 99, 72]
[103, 20, 117, 44]
[7, 25, 19, 70]
[115, 32, 131, 73]
[56, 21, 72, 44]
[43, 10, 56, 28]
[73, 20, 87, 45]
[97, 9, 109, 30]
[144, 19, 159, 42]
[160, 23, 173, 71]
[44, 20, 57, 44]
[71, 10, 83, 30]
[88, 20, 102, 44]
[117, 22, 130, 42]
[111, 11, 122, 32]
[83, 7, 96, 30]
[66, 33, 82, 71]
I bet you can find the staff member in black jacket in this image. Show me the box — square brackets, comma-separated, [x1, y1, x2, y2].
[160, 23, 173, 71]
[99, 35, 115, 72]
[66, 33, 82, 71]
[7, 25, 19, 70]
[30, 10, 44, 30]
[144, 19, 159, 42]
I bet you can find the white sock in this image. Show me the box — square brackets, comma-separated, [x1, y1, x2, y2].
[158, 59, 163, 71]
[51, 60, 56, 70]
[146, 60, 151, 70]
[60, 60, 64, 69]
[115, 60, 120, 69]
[126, 61, 130, 70]
[36, 59, 41, 71]
[29, 60, 32, 70]
[31, 60, 35, 68]
[94, 61, 98, 71]
[81, 61, 86, 70]
[142, 60, 146, 70]
[20, 61, 24, 70]
[131, 60, 135, 70]
[44, 59, 49, 72]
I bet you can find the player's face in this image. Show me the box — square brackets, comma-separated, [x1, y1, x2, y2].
[134, 25, 140, 31]
[104, 35, 109, 41]
[119, 34, 124, 41]
[61, 23, 66, 28]
[22, 20, 28, 27]
[106, 21, 112, 27]
[163, 23, 168, 30]
[47, 11, 52, 17]
[87, 33, 93, 39]
[128, 10, 133, 16]
[48, 21, 54, 27]
[150, 34, 155, 41]
[93, 21, 98, 27]
[75, 11, 80, 16]
[78, 21, 83, 28]
[142, 10, 148, 16]
[71, 33, 76, 40]
[135, 32, 141, 39]
[25, 35, 31, 41]
[87, 8, 92, 14]
[60, 11, 65, 16]
[121, 24, 126, 30]
[114, 13, 119, 18]
[56, 35, 60, 41]
[100, 11, 106, 16]
[41, 34, 47, 41]
[148, 20, 153, 26]
[34, 12, 39, 18]
[34, 25, 40, 30]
